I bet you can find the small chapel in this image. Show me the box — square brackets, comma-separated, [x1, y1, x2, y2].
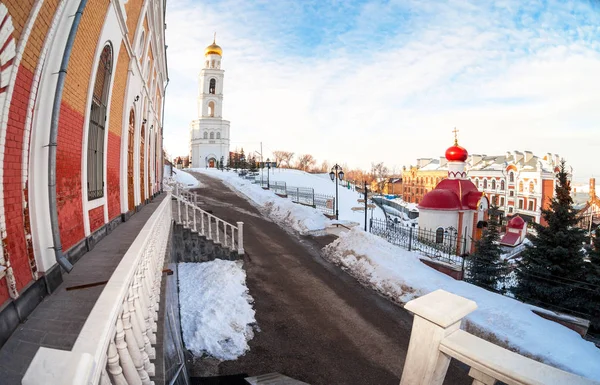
[418, 134, 489, 254]
[189, 36, 231, 168]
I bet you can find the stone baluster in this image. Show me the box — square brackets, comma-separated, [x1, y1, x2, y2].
[177, 198, 181, 223]
[224, 224, 228, 248]
[399, 290, 477, 385]
[132, 273, 154, 357]
[468, 368, 497, 385]
[193, 207, 197, 232]
[237, 222, 244, 255]
[115, 317, 142, 385]
[216, 219, 220, 244]
[185, 202, 189, 227]
[127, 289, 153, 367]
[122, 296, 152, 384]
[207, 215, 212, 240]
[100, 367, 112, 385]
[200, 211, 205, 235]
[106, 338, 127, 385]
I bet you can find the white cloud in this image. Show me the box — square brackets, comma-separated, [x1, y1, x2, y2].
[164, 0, 600, 181]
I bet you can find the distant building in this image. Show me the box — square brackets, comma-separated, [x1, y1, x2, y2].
[576, 178, 600, 232]
[371, 177, 403, 195]
[402, 159, 448, 204]
[189, 37, 231, 168]
[500, 215, 527, 247]
[418, 139, 489, 254]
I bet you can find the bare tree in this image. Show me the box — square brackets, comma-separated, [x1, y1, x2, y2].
[275, 151, 294, 168]
[296, 154, 316, 171]
[320, 160, 330, 173]
[272, 150, 286, 167]
[371, 162, 390, 192]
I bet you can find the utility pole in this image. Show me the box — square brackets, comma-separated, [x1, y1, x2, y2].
[364, 181, 368, 231]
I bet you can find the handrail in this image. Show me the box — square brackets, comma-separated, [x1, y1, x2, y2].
[399, 290, 600, 385]
[23, 192, 173, 385]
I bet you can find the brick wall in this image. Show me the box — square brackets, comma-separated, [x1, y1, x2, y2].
[107, 42, 129, 220]
[88, 206, 104, 233]
[541, 179, 554, 226]
[125, 0, 144, 47]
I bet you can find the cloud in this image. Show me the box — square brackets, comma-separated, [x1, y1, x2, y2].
[164, 0, 600, 181]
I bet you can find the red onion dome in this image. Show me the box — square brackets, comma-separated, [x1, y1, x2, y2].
[508, 215, 525, 229]
[445, 144, 468, 162]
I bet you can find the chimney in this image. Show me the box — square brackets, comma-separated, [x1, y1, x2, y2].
[524, 150, 533, 162]
[514, 151, 524, 163]
[439, 156, 447, 168]
[591, 178, 596, 199]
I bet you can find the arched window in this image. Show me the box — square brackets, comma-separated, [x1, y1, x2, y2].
[500, 180, 505, 190]
[211, 60, 215, 68]
[203, 132, 208, 139]
[475, 178, 479, 187]
[529, 182, 534, 193]
[519, 181, 524, 192]
[216, 132, 221, 139]
[87, 43, 113, 200]
[435, 228, 444, 244]
[209, 78, 216, 94]
[205, 60, 209, 68]
[509, 172, 514, 182]
[208, 101, 215, 117]
[491, 180, 496, 190]
[483, 179, 488, 189]
[209, 132, 214, 139]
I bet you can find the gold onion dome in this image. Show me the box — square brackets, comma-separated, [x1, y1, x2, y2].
[205, 35, 222, 56]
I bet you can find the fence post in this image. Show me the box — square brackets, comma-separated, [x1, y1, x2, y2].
[399, 290, 477, 385]
[297, 187, 299, 203]
[408, 226, 413, 251]
[177, 199, 181, 223]
[237, 222, 244, 255]
[312, 188, 315, 207]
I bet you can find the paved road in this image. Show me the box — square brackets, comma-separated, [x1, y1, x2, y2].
[189, 172, 471, 385]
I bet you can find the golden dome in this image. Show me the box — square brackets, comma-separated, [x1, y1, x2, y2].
[205, 35, 222, 56]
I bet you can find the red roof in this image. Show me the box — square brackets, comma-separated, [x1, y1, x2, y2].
[508, 215, 525, 229]
[419, 179, 483, 211]
[445, 144, 468, 162]
[500, 232, 521, 246]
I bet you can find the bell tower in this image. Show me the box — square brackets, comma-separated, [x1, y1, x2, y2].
[189, 34, 231, 168]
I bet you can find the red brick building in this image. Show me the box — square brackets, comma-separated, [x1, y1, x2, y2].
[0, 0, 167, 343]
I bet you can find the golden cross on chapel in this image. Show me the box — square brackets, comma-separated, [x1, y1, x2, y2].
[452, 127, 459, 145]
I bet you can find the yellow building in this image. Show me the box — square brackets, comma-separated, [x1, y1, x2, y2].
[402, 158, 448, 203]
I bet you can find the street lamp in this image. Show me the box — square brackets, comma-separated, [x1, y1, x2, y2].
[266, 158, 271, 189]
[205, 156, 208, 169]
[329, 164, 344, 220]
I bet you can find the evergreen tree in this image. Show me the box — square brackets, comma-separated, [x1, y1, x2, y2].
[249, 156, 257, 173]
[585, 227, 600, 333]
[466, 203, 506, 291]
[514, 160, 587, 312]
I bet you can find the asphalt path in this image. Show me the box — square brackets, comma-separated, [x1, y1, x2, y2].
[188, 172, 470, 385]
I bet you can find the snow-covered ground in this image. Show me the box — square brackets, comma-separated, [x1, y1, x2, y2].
[191, 168, 331, 234]
[179, 260, 256, 360]
[323, 228, 600, 381]
[164, 165, 202, 188]
[192, 168, 385, 230]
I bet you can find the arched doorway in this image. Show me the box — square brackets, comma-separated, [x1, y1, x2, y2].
[128, 109, 135, 210]
[208, 157, 216, 168]
[140, 123, 145, 201]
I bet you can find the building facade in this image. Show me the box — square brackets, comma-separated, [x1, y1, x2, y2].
[190, 38, 231, 168]
[402, 158, 448, 204]
[576, 178, 600, 233]
[0, 0, 166, 345]
[467, 151, 562, 225]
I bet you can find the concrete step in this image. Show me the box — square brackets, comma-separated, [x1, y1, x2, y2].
[245, 373, 310, 385]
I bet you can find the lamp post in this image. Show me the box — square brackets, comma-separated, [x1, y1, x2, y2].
[205, 156, 208, 169]
[329, 164, 344, 220]
[266, 158, 271, 189]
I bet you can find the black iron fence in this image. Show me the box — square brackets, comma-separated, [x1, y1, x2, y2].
[371, 196, 419, 220]
[369, 218, 466, 266]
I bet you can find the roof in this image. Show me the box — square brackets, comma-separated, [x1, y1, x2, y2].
[508, 215, 525, 229]
[500, 232, 521, 246]
[418, 179, 484, 211]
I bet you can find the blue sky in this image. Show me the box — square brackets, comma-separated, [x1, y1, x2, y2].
[164, 0, 600, 183]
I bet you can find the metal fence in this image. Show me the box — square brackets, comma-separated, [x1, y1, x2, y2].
[372, 196, 419, 220]
[314, 193, 335, 216]
[370, 218, 466, 266]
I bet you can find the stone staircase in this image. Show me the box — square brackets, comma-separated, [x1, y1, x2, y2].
[171, 223, 242, 263]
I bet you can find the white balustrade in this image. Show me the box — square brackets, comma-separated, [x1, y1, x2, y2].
[399, 290, 600, 385]
[170, 189, 244, 256]
[23, 192, 172, 385]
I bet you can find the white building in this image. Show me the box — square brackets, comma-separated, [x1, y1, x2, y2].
[190, 38, 231, 168]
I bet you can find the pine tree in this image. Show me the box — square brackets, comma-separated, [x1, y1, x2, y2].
[249, 157, 257, 173]
[466, 203, 506, 291]
[514, 160, 587, 312]
[585, 227, 600, 333]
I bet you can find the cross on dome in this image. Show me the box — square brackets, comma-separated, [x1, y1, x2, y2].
[452, 127, 459, 145]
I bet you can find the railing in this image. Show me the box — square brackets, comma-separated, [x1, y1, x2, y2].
[399, 290, 599, 385]
[370, 218, 466, 266]
[172, 185, 244, 255]
[23, 192, 173, 385]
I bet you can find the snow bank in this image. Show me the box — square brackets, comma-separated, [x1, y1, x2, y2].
[192, 169, 331, 234]
[323, 228, 600, 381]
[165, 166, 202, 188]
[179, 260, 256, 360]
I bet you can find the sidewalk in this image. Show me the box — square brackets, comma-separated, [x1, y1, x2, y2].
[0, 194, 166, 384]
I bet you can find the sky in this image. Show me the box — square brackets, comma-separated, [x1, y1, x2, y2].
[163, 0, 600, 183]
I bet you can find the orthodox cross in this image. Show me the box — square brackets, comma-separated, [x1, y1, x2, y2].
[452, 127, 459, 145]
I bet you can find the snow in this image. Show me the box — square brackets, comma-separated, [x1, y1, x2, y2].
[190, 168, 331, 234]
[323, 228, 600, 381]
[165, 165, 202, 188]
[178, 260, 256, 360]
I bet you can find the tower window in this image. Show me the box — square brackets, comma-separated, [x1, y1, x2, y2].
[529, 182, 534, 193]
[209, 78, 216, 94]
[500, 180, 505, 190]
[208, 101, 215, 117]
[491, 179, 496, 190]
[509, 172, 514, 182]
[216, 132, 221, 139]
[87, 43, 113, 200]
[210, 132, 214, 139]
[205, 60, 209, 68]
[203, 132, 207, 139]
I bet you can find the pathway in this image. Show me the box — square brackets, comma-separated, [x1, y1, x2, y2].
[187, 172, 470, 385]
